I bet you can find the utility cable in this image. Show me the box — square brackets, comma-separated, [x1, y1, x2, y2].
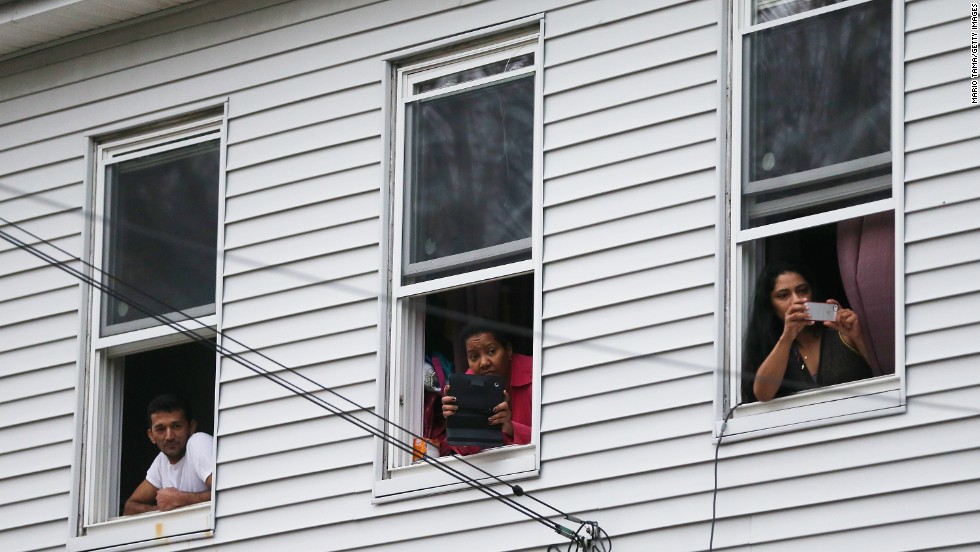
[0, 218, 593, 544]
[709, 402, 741, 551]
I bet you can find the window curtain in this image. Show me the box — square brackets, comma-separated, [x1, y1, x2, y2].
[837, 211, 895, 376]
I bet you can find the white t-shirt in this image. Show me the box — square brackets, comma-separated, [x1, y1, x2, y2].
[146, 432, 213, 492]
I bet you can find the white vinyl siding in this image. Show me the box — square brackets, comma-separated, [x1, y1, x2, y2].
[0, 0, 978, 550]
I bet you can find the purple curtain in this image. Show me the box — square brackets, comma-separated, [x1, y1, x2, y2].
[837, 212, 895, 376]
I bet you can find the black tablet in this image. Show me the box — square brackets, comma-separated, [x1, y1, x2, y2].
[446, 374, 506, 447]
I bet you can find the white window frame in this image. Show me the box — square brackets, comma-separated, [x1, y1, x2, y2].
[70, 114, 226, 551]
[719, 0, 906, 441]
[375, 19, 545, 501]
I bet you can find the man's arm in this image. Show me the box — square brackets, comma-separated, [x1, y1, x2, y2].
[155, 475, 212, 512]
[123, 479, 160, 515]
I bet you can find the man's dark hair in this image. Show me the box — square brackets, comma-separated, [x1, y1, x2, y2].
[457, 322, 513, 350]
[146, 394, 194, 427]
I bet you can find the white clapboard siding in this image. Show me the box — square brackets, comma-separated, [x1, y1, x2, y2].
[0, 0, 979, 549]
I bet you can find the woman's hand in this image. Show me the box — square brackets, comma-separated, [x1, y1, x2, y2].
[489, 390, 514, 437]
[824, 299, 869, 360]
[782, 298, 812, 340]
[441, 384, 457, 418]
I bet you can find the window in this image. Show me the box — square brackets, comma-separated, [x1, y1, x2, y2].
[725, 0, 902, 437]
[71, 115, 223, 551]
[378, 27, 542, 499]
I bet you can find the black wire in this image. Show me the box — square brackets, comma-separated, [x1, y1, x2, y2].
[709, 402, 741, 551]
[0, 222, 576, 538]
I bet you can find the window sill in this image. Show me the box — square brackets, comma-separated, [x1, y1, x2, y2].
[718, 375, 904, 442]
[373, 444, 537, 503]
[68, 503, 213, 552]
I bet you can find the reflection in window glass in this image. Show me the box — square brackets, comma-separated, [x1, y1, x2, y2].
[102, 140, 219, 331]
[752, 0, 844, 23]
[405, 76, 533, 282]
[746, 0, 890, 182]
[415, 54, 534, 94]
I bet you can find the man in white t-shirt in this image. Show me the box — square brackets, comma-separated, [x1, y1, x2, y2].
[123, 394, 213, 515]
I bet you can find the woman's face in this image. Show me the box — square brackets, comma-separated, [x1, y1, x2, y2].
[465, 332, 513, 380]
[769, 271, 812, 320]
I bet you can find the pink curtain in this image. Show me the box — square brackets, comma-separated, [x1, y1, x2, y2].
[837, 212, 895, 376]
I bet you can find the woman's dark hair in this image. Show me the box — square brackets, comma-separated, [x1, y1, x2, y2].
[146, 393, 194, 427]
[457, 322, 513, 351]
[741, 260, 819, 402]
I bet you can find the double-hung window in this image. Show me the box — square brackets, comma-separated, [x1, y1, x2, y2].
[72, 115, 224, 550]
[378, 27, 542, 499]
[725, 0, 903, 437]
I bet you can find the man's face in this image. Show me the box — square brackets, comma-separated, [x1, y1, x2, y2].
[147, 409, 196, 464]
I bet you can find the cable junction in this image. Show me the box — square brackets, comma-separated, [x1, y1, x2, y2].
[0, 216, 608, 551]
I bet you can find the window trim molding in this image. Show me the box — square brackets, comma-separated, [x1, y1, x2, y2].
[70, 101, 229, 550]
[717, 0, 906, 440]
[374, 15, 545, 500]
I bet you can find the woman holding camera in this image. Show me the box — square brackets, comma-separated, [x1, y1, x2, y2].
[742, 261, 872, 403]
[441, 324, 532, 455]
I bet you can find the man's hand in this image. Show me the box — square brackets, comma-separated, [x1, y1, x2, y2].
[155, 476, 212, 511]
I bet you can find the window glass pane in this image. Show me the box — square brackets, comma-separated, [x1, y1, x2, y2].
[405, 75, 533, 283]
[102, 140, 219, 332]
[414, 53, 534, 94]
[752, 0, 844, 23]
[746, 0, 890, 182]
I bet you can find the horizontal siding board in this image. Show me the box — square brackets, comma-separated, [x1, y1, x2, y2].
[0, 441, 73, 481]
[543, 255, 714, 319]
[544, 226, 715, 291]
[543, 285, 714, 348]
[0, 468, 71, 509]
[0, 519, 69, 552]
[905, 198, 980, 243]
[219, 437, 370, 491]
[222, 245, 378, 302]
[0, 159, 83, 199]
[904, 136, 980, 183]
[222, 272, 378, 329]
[906, 229, 980, 274]
[0, 137, 81, 178]
[0, 364, 75, 405]
[0, 389, 75, 431]
[544, 51, 717, 124]
[905, 0, 968, 31]
[0, 338, 78, 379]
[223, 192, 379, 254]
[544, 81, 717, 152]
[0, 415, 74, 455]
[216, 408, 371, 463]
[226, 110, 381, 172]
[0, 285, 78, 327]
[545, 22, 717, 98]
[0, 209, 81, 255]
[219, 326, 377, 386]
[0, 312, 79, 355]
[217, 463, 372, 517]
[544, 111, 716, 181]
[542, 314, 715, 374]
[218, 382, 376, 436]
[220, 299, 378, 351]
[905, 17, 972, 62]
[905, 78, 976, 121]
[225, 138, 379, 198]
[543, 0, 689, 39]
[905, 104, 980, 152]
[907, 355, 980, 397]
[905, 168, 980, 213]
[227, 82, 382, 144]
[543, 344, 713, 404]
[907, 260, 980, 304]
[0, 182, 82, 224]
[905, 49, 969, 91]
[224, 163, 378, 224]
[544, 198, 715, 263]
[906, 322, 980, 365]
[543, 0, 715, 68]
[219, 354, 376, 407]
[543, 140, 716, 207]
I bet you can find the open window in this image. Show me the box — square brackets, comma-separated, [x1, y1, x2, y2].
[377, 27, 542, 500]
[725, 0, 902, 437]
[71, 114, 223, 551]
